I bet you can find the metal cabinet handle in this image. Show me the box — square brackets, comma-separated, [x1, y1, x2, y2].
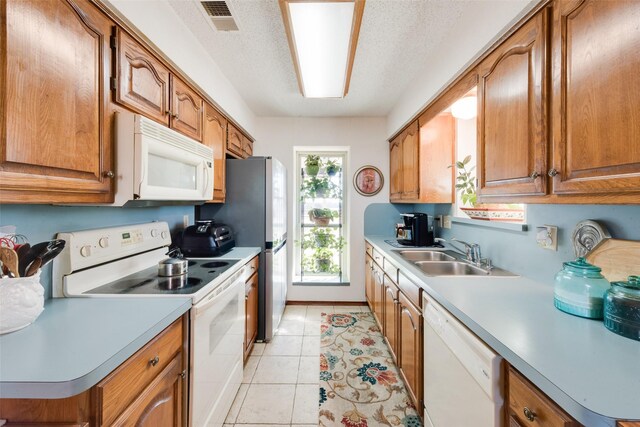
[180, 370, 187, 379]
[149, 356, 160, 367]
[172, 113, 179, 120]
[103, 171, 114, 178]
[548, 168, 558, 177]
[530, 171, 540, 179]
[523, 407, 536, 422]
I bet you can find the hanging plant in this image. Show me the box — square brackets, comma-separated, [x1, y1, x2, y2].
[305, 155, 321, 176]
[325, 160, 341, 177]
[308, 208, 338, 226]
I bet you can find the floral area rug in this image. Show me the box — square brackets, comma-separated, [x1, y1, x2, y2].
[319, 312, 422, 427]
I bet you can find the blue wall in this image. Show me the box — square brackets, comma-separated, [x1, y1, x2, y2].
[0, 205, 193, 299]
[365, 203, 640, 286]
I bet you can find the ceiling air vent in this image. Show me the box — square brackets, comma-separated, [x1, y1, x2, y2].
[200, 1, 239, 31]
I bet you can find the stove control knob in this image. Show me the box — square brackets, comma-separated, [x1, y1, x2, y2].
[161, 231, 169, 240]
[151, 229, 159, 238]
[99, 237, 109, 248]
[80, 245, 92, 257]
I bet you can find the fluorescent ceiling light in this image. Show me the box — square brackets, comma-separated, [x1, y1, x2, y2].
[280, 1, 365, 98]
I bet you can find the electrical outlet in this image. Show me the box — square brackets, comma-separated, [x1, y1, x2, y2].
[183, 215, 190, 229]
[536, 225, 558, 251]
[443, 215, 452, 229]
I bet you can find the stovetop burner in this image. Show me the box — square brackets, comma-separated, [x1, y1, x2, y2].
[85, 258, 239, 296]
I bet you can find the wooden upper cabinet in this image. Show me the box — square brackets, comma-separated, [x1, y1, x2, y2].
[477, 9, 549, 198]
[170, 75, 203, 142]
[389, 137, 403, 200]
[418, 112, 455, 203]
[115, 28, 170, 125]
[203, 103, 227, 202]
[243, 135, 254, 158]
[0, 0, 115, 203]
[227, 123, 244, 158]
[550, 0, 640, 196]
[401, 122, 420, 200]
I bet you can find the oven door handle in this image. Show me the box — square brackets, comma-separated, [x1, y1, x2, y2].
[194, 272, 244, 315]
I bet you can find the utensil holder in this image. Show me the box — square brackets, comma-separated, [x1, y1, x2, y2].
[0, 270, 44, 334]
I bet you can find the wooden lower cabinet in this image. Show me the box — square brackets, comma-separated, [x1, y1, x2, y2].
[507, 367, 579, 427]
[382, 274, 399, 362]
[109, 354, 183, 426]
[244, 269, 259, 361]
[398, 292, 422, 410]
[0, 317, 187, 426]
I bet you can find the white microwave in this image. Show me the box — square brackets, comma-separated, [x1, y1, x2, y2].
[111, 111, 213, 207]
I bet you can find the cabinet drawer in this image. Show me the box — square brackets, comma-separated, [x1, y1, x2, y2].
[96, 319, 183, 426]
[398, 272, 422, 309]
[383, 258, 399, 283]
[244, 256, 259, 282]
[508, 367, 579, 427]
[372, 248, 384, 266]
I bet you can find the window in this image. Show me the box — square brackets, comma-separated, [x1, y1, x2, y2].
[293, 149, 349, 284]
[449, 87, 526, 224]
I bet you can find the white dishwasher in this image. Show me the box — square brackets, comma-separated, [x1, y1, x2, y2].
[423, 295, 503, 427]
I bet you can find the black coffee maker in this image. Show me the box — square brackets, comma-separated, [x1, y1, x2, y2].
[396, 213, 434, 247]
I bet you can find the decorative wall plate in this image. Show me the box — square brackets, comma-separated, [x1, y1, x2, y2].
[353, 165, 384, 196]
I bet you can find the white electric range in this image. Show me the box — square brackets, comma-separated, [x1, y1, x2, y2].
[52, 221, 246, 427]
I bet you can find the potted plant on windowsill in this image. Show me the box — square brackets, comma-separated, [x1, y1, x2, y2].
[314, 248, 335, 273]
[305, 155, 321, 176]
[308, 208, 338, 226]
[450, 156, 525, 222]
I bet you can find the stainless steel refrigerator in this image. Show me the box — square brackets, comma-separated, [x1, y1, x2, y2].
[197, 157, 287, 341]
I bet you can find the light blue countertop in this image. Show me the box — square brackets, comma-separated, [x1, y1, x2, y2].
[0, 246, 261, 400]
[0, 297, 191, 399]
[365, 236, 640, 427]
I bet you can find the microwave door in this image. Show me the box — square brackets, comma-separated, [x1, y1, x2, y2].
[137, 133, 211, 200]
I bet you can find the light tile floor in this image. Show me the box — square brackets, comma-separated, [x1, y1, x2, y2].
[224, 304, 369, 427]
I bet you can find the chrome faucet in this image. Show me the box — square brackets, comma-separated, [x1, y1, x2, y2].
[451, 238, 481, 264]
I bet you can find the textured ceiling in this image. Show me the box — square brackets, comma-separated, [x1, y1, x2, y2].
[169, 0, 469, 117]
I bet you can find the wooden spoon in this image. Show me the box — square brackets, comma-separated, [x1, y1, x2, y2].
[0, 247, 20, 278]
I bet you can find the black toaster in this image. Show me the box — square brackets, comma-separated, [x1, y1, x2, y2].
[180, 221, 235, 257]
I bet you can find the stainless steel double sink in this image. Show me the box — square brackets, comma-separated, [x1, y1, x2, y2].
[392, 249, 517, 277]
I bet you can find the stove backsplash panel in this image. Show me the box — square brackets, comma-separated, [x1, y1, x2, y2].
[0, 204, 192, 299]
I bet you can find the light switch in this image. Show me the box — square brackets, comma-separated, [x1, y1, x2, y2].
[536, 225, 558, 251]
[443, 215, 452, 229]
[183, 215, 190, 229]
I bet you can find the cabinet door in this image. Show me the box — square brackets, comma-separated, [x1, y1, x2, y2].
[111, 354, 183, 427]
[550, 0, 640, 196]
[245, 273, 258, 361]
[477, 10, 549, 198]
[398, 292, 422, 410]
[389, 137, 403, 201]
[418, 112, 455, 203]
[203, 103, 227, 202]
[372, 264, 384, 329]
[170, 76, 203, 141]
[115, 29, 170, 125]
[243, 135, 253, 158]
[1, 0, 114, 203]
[365, 255, 375, 310]
[227, 123, 244, 158]
[383, 276, 398, 362]
[401, 122, 420, 200]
